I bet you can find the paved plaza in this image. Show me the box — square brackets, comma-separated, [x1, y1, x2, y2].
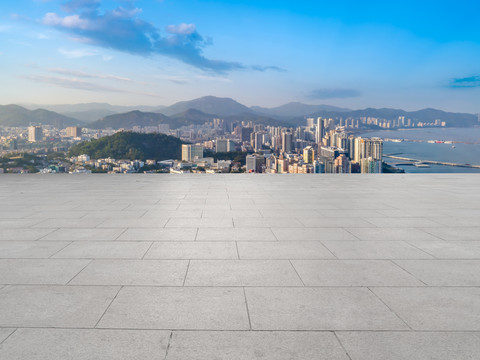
[0, 174, 480, 359]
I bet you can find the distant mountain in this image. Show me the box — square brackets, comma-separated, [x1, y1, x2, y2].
[68, 131, 184, 161]
[0, 105, 82, 128]
[170, 109, 216, 127]
[20, 103, 162, 123]
[88, 111, 171, 130]
[161, 96, 253, 116]
[307, 107, 477, 127]
[251, 102, 351, 117]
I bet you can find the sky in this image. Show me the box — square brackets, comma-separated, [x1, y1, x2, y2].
[0, 0, 479, 112]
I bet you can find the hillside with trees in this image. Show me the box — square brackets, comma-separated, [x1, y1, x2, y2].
[68, 132, 184, 160]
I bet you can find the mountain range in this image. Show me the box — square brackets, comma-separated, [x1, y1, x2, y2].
[2, 96, 478, 129]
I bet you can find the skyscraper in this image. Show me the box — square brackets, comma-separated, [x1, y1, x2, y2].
[282, 132, 293, 153]
[28, 126, 42, 142]
[66, 126, 82, 138]
[182, 144, 204, 162]
[316, 117, 324, 145]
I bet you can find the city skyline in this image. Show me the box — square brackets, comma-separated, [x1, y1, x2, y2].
[1, 0, 479, 112]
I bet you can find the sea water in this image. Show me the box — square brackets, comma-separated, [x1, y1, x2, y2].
[359, 127, 480, 173]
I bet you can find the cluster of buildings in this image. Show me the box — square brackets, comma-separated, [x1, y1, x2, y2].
[182, 117, 384, 174]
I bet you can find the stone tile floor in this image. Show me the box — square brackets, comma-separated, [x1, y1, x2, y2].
[0, 174, 480, 359]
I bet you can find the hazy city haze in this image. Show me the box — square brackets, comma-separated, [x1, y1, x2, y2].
[1, 0, 479, 112]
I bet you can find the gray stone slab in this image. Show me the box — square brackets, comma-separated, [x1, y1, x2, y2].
[166, 218, 233, 228]
[27, 211, 89, 219]
[0, 328, 15, 344]
[119, 228, 197, 241]
[273, 228, 357, 241]
[201, 209, 261, 218]
[406, 240, 480, 259]
[0, 241, 70, 258]
[299, 217, 375, 228]
[346, 228, 439, 241]
[421, 227, 480, 241]
[70, 260, 188, 286]
[0, 229, 56, 241]
[82, 211, 146, 219]
[144, 241, 238, 259]
[0, 285, 119, 327]
[372, 287, 480, 330]
[245, 287, 408, 330]
[0, 328, 170, 360]
[97, 218, 169, 228]
[42, 228, 126, 241]
[196, 228, 276, 241]
[233, 218, 304, 228]
[143, 210, 202, 218]
[237, 241, 335, 259]
[52, 241, 152, 259]
[292, 260, 423, 286]
[322, 241, 434, 259]
[185, 260, 303, 286]
[394, 260, 480, 286]
[364, 217, 441, 228]
[0, 259, 90, 284]
[98, 287, 249, 330]
[167, 331, 350, 360]
[337, 331, 480, 360]
[0, 219, 43, 228]
[32, 218, 105, 228]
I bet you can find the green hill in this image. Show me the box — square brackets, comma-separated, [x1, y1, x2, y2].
[68, 132, 184, 160]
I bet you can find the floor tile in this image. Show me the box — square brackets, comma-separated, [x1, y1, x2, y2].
[337, 331, 480, 360]
[346, 228, 439, 241]
[0, 259, 90, 284]
[0, 241, 70, 258]
[245, 287, 408, 330]
[322, 241, 434, 259]
[196, 228, 276, 241]
[70, 260, 188, 286]
[0, 328, 170, 360]
[292, 260, 423, 286]
[394, 260, 480, 286]
[185, 260, 303, 286]
[98, 287, 249, 330]
[41, 228, 126, 241]
[0, 285, 119, 327]
[237, 241, 335, 259]
[372, 287, 480, 330]
[144, 242, 238, 259]
[272, 228, 357, 241]
[166, 331, 349, 360]
[52, 241, 151, 259]
[119, 228, 197, 241]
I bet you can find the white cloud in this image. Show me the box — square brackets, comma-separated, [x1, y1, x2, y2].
[165, 23, 196, 35]
[43, 13, 91, 30]
[58, 48, 98, 58]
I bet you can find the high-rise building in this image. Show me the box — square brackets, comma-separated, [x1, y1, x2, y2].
[246, 154, 265, 173]
[28, 126, 43, 142]
[66, 126, 82, 138]
[303, 146, 315, 164]
[334, 154, 350, 173]
[360, 157, 382, 173]
[216, 138, 235, 153]
[253, 132, 264, 152]
[281, 132, 293, 153]
[182, 144, 204, 162]
[316, 117, 324, 145]
[241, 127, 253, 142]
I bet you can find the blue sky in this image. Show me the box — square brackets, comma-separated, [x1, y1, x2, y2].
[1, 0, 479, 112]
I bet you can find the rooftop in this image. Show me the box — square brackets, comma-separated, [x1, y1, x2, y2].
[1, 174, 480, 359]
